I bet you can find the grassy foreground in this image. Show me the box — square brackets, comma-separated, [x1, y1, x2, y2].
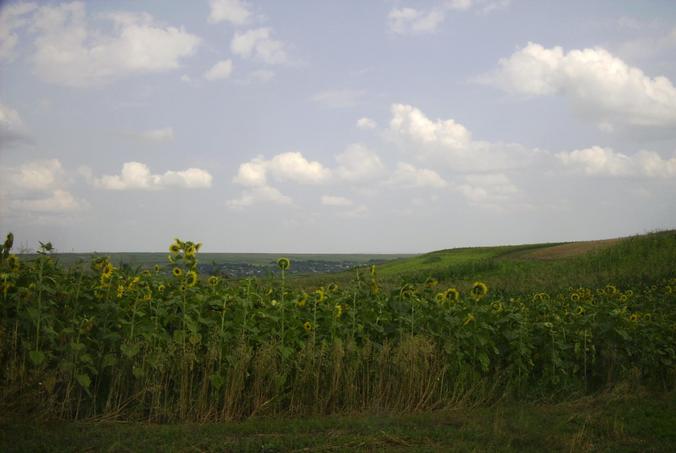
[2, 392, 674, 452]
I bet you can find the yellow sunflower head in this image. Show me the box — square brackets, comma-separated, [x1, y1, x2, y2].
[435, 292, 447, 305]
[169, 243, 180, 254]
[277, 257, 290, 271]
[327, 283, 338, 292]
[334, 304, 343, 319]
[185, 244, 196, 258]
[445, 288, 460, 303]
[102, 262, 114, 278]
[172, 267, 183, 278]
[186, 270, 198, 287]
[571, 293, 580, 302]
[208, 276, 219, 286]
[471, 282, 488, 300]
[158, 284, 165, 293]
[296, 292, 308, 308]
[143, 292, 152, 302]
[303, 321, 312, 332]
[629, 313, 640, 322]
[575, 305, 585, 316]
[314, 288, 326, 303]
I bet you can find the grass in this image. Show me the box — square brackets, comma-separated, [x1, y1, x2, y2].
[2, 391, 674, 452]
[295, 230, 676, 294]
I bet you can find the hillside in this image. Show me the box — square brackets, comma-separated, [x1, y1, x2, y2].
[294, 230, 676, 293]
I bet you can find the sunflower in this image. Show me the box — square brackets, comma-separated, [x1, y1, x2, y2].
[158, 284, 165, 293]
[327, 283, 338, 292]
[277, 257, 290, 271]
[435, 292, 447, 305]
[172, 267, 183, 278]
[186, 270, 198, 287]
[570, 293, 580, 302]
[491, 301, 503, 313]
[575, 306, 585, 315]
[445, 288, 460, 303]
[296, 292, 308, 308]
[143, 292, 152, 302]
[169, 243, 180, 254]
[471, 282, 488, 300]
[334, 304, 343, 319]
[154, 264, 161, 273]
[102, 262, 114, 278]
[116, 285, 125, 299]
[314, 288, 326, 303]
[303, 321, 312, 332]
[425, 277, 438, 288]
[208, 276, 219, 286]
[7, 254, 20, 271]
[185, 245, 196, 258]
[629, 313, 640, 322]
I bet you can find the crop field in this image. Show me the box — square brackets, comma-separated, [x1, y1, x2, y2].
[1, 231, 675, 451]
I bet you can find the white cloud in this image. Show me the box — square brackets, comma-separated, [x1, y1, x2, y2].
[388, 7, 445, 35]
[445, 0, 474, 11]
[138, 127, 174, 143]
[388, 162, 447, 188]
[93, 162, 212, 190]
[356, 117, 377, 129]
[233, 151, 331, 187]
[204, 59, 233, 80]
[227, 185, 291, 208]
[0, 2, 37, 60]
[557, 146, 676, 178]
[10, 159, 64, 190]
[250, 69, 275, 82]
[26, 2, 200, 87]
[335, 144, 384, 182]
[390, 103, 471, 151]
[388, 103, 550, 172]
[231, 27, 287, 65]
[10, 189, 83, 212]
[311, 89, 365, 109]
[208, 0, 252, 25]
[0, 101, 27, 143]
[321, 195, 353, 206]
[478, 42, 676, 130]
[457, 173, 520, 205]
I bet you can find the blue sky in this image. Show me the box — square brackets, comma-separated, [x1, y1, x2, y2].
[1, 0, 675, 253]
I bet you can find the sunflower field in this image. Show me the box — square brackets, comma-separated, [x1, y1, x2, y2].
[0, 234, 674, 421]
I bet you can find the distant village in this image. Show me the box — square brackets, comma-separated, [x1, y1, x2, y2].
[196, 259, 383, 278]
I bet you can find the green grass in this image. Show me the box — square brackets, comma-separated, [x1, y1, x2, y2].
[3, 392, 674, 452]
[294, 230, 676, 294]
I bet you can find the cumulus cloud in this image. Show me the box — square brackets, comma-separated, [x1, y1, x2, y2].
[93, 162, 212, 190]
[0, 101, 27, 143]
[356, 117, 377, 129]
[321, 195, 353, 206]
[1, 158, 86, 214]
[208, 0, 252, 25]
[388, 7, 446, 35]
[388, 103, 548, 172]
[0, 1, 37, 60]
[20, 2, 200, 87]
[233, 151, 331, 187]
[10, 159, 64, 190]
[231, 27, 287, 64]
[388, 162, 447, 188]
[557, 146, 676, 178]
[137, 127, 174, 143]
[390, 103, 471, 150]
[335, 144, 384, 182]
[478, 42, 676, 131]
[227, 185, 291, 208]
[204, 59, 233, 80]
[311, 89, 365, 109]
[457, 173, 520, 205]
[10, 189, 83, 212]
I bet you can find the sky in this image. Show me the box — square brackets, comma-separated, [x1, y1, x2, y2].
[0, 0, 675, 253]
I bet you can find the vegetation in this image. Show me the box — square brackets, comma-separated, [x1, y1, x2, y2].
[0, 232, 674, 425]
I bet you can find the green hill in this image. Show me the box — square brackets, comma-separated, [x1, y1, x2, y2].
[294, 230, 676, 293]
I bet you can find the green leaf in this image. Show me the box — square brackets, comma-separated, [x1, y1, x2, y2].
[29, 350, 46, 366]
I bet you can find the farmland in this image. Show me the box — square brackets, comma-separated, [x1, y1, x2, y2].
[1, 231, 675, 451]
